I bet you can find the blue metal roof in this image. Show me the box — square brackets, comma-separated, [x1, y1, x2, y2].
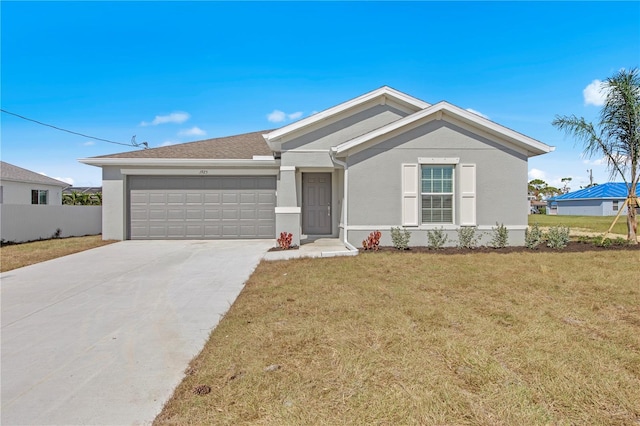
[550, 182, 640, 201]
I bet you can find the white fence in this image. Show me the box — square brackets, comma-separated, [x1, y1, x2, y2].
[0, 205, 102, 243]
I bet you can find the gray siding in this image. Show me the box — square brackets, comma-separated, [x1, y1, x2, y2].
[346, 121, 528, 230]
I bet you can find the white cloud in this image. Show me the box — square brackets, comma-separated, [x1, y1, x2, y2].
[310, 110, 319, 115]
[54, 177, 75, 185]
[267, 110, 287, 123]
[267, 109, 304, 123]
[582, 157, 607, 166]
[160, 141, 177, 147]
[528, 168, 546, 181]
[466, 108, 489, 119]
[583, 79, 608, 106]
[141, 112, 190, 126]
[178, 126, 206, 137]
[83, 141, 95, 146]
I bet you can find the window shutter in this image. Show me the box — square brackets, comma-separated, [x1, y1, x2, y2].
[459, 164, 476, 226]
[402, 164, 419, 226]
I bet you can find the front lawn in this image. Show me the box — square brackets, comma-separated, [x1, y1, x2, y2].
[155, 251, 640, 425]
[529, 214, 629, 236]
[0, 235, 116, 272]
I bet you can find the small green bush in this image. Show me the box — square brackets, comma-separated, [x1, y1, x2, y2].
[457, 226, 480, 249]
[525, 223, 543, 249]
[546, 226, 570, 249]
[489, 222, 509, 248]
[390, 227, 411, 250]
[427, 228, 448, 249]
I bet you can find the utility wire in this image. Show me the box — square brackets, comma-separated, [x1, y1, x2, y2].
[0, 108, 148, 148]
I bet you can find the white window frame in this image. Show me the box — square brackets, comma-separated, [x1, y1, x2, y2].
[420, 164, 455, 225]
[31, 189, 49, 205]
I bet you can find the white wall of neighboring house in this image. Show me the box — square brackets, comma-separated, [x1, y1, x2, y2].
[0, 180, 65, 205]
[0, 180, 102, 243]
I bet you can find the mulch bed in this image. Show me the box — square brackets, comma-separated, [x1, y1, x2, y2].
[361, 241, 640, 255]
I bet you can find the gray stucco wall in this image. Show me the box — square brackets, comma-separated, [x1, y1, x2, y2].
[344, 120, 528, 247]
[280, 104, 408, 168]
[0, 181, 65, 205]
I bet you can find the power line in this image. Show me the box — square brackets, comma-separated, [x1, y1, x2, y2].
[0, 108, 148, 148]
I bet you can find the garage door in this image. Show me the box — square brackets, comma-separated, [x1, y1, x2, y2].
[128, 176, 276, 239]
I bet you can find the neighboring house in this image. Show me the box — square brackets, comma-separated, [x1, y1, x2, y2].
[0, 161, 68, 206]
[548, 183, 640, 216]
[80, 86, 553, 246]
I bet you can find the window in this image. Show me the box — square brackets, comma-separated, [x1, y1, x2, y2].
[612, 200, 619, 211]
[421, 165, 453, 223]
[31, 189, 48, 205]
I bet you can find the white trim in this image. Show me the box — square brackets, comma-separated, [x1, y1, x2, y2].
[418, 157, 460, 165]
[345, 224, 527, 231]
[252, 155, 274, 160]
[265, 86, 429, 142]
[79, 158, 279, 167]
[282, 149, 330, 153]
[120, 168, 279, 176]
[280, 166, 296, 171]
[332, 101, 554, 157]
[275, 206, 301, 214]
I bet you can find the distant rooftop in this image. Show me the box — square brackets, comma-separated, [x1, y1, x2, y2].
[551, 182, 640, 201]
[0, 161, 69, 187]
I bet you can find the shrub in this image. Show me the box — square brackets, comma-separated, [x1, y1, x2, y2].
[489, 222, 509, 249]
[546, 226, 570, 249]
[390, 227, 411, 250]
[457, 226, 480, 249]
[427, 228, 448, 249]
[52, 228, 62, 239]
[525, 223, 543, 249]
[277, 232, 293, 250]
[362, 230, 381, 251]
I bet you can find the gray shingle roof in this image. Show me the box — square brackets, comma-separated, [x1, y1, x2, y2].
[92, 130, 274, 160]
[0, 161, 69, 187]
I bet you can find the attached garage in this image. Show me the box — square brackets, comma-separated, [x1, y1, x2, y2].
[128, 175, 276, 239]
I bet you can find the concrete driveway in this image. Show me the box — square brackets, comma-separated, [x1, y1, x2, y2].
[1, 240, 272, 425]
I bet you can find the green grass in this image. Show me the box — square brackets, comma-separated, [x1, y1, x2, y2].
[155, 251, 640, 425]
[529, 214, 629, 235]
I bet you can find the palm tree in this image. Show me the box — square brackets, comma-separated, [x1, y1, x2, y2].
[553, 68, 639, 244]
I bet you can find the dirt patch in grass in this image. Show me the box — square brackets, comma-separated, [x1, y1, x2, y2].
[0, 235, 116, 272]
[155, 251, 640, 425]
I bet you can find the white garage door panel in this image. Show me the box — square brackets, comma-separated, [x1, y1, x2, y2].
[129, 176, 276, 239]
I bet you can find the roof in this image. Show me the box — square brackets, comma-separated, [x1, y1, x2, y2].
[332, 101, 554, 158]
[63, 186, 102, 194]
[551, 182, 640, 201]
[264, 86, 430, 143]
[91, 130, 273, 160]
[0, 161, 69, 187]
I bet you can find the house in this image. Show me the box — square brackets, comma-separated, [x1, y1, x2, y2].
[63, 186, 102, 195]
[0, 161, 68, 206]
[548, 183, 640, 216]
[80, 87, 553, 247]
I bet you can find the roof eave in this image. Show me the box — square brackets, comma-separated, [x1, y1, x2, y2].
[78, 158, 280, 168]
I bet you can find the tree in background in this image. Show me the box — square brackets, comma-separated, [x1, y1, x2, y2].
[528, 179, 561, 200]
[560, 177, 572, 194]
[553, 68, 639, 244]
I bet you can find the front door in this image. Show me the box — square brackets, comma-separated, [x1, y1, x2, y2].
[302, 173, 331, 235]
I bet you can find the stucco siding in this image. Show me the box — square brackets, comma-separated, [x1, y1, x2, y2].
[346, 121, 528, 232]
[0, 181, 64, 205]
[555, 199, 631, 216]
[282, 104, 408, 154]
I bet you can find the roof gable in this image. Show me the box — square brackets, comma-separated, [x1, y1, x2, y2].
[332, 101, 554, 158]
[0, 161, 68, 187]
[552, 182, 640, 200]
[264, 86, 429, 146]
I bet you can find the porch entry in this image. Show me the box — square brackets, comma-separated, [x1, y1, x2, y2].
[302, 173, 332, 235]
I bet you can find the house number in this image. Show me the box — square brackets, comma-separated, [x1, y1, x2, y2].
[199, 170, 209, 175]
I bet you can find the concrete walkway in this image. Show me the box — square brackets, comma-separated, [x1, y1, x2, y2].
[1, 240, 272, 426]
[263, 238, 357, 261]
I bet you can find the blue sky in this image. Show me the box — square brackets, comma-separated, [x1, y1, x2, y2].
[2, 1, 639, 189]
